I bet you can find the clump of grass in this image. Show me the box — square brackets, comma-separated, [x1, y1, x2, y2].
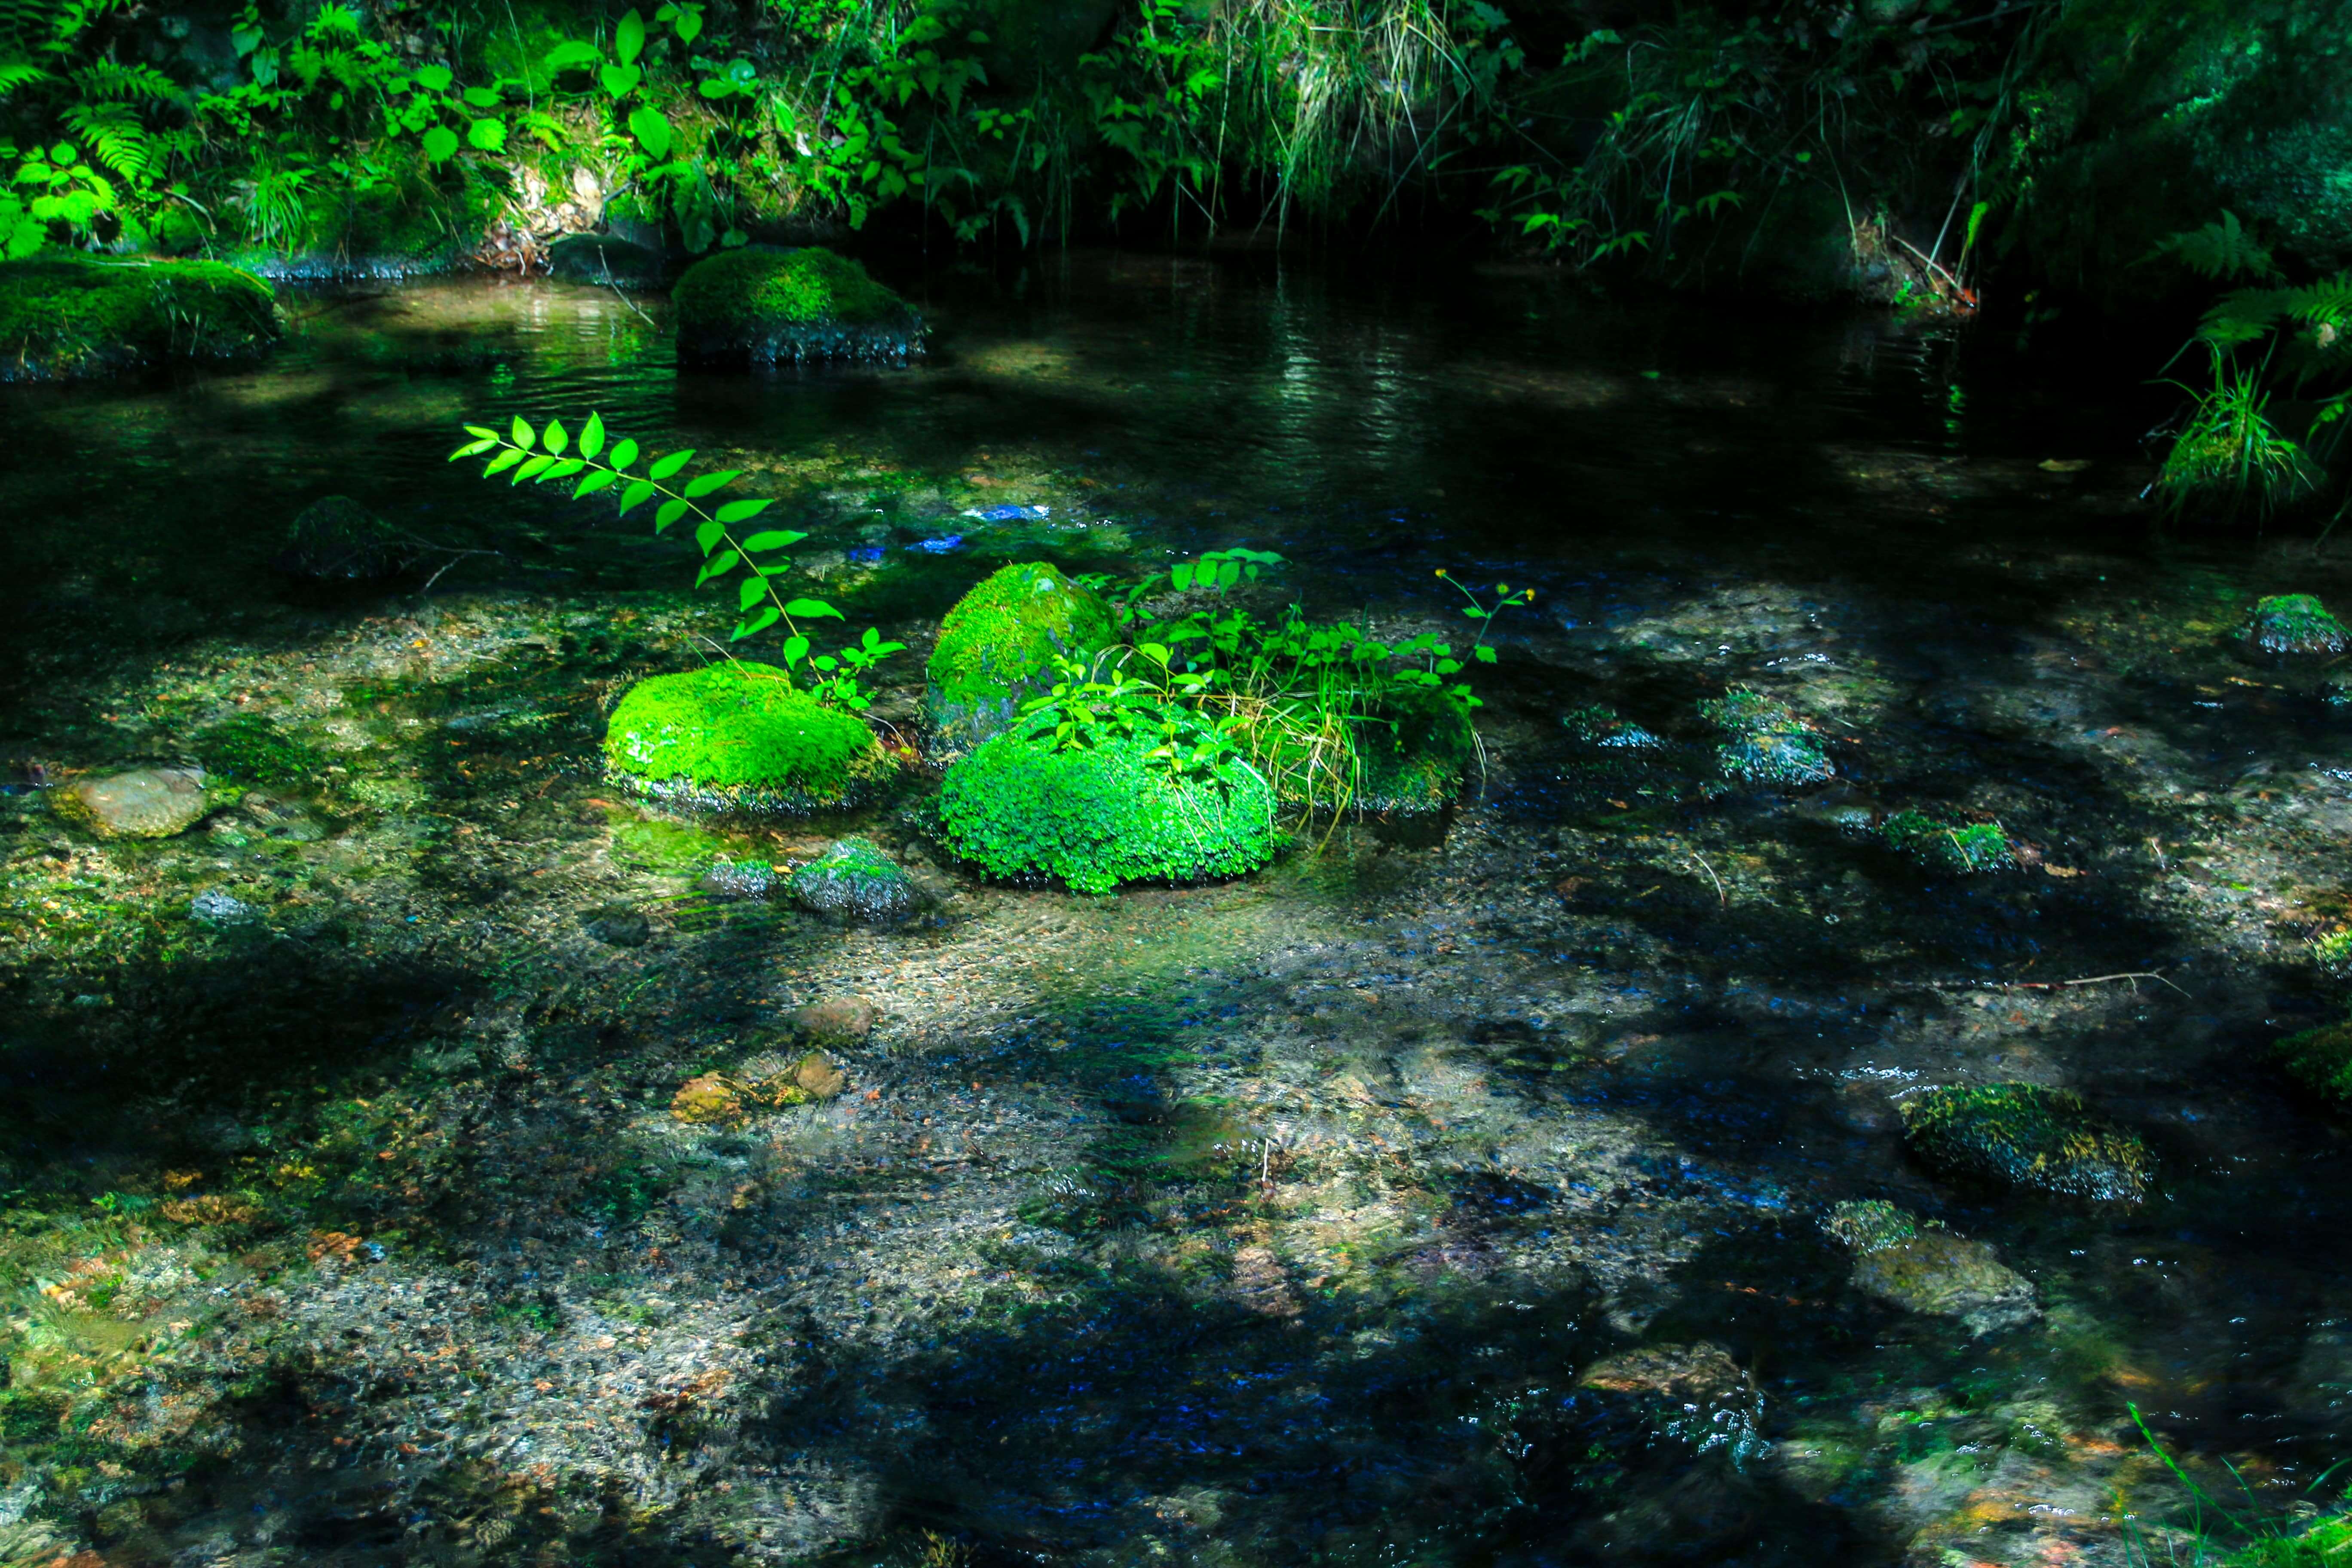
[2156, 364, 2317, 520]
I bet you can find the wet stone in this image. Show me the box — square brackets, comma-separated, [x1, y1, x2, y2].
[1823, 1200, 2038, 1336]
[582, 905, 651, 947]
[1900, 1082, 2150, 1203]
[787, 837, 924, 924]
[1697, 689, 1833, 787]
[2244, 592, 2349, 656]
[58, 766, 209, 838]
[1564, 703, 1662, 750]
[547, 232, 666, 291]
[785, 996, 876, 1048]
[189, 889, 258, 927]
[698, 859, 775, 899]
[1576, 1342, 1767, 1463]
[274, 495, 412, 580]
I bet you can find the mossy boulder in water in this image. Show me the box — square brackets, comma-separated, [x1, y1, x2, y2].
[274, 496, 413, 580]
[1882, 809, 2014, 874]
[1900, 1083, 2150, 1203]
[673, 247, 921, 364]
[1697, 688, 1833, 787]
[0, 254, 279, 380]
[2276, 1020, 2352, 1106]
[2244, 593, 2348, 656]
[1822, 1200, 2038, 1336]
[1564, 703, 1662, 750]
[787, 837, 925, 924]
[926, 562, 1118, 749]
[603, 662, 891, 812]
[937, 720, 1280, 894]
[54, 766, 210, 839]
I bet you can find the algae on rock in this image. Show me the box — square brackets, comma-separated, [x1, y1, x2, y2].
[0, 254, 279, 381]
[1697, 688, 1833, 787]
[603, 662, 892, 812]
[1822, 1200, 2038, 1336]
[673, 247, 922, 364]
[1900, 1083, 2150, 1203]
[787, 837, 926, 924]
[1881, 809, 2015, 874]
[2244, 593, 2349, 655]
[2276, 1020, 2352, 1105]
[936, 721, 1280, 894]
[926, 562, 1118, 750]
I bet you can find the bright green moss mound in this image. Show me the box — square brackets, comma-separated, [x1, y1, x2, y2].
[1901, 1083, 2150, 1203]
[2244, 593, 2348, 656]
[603, 662, 891, 812]
[673, 247, 921, 363]
[926, 563, 1118, 749]
[1697, 688, 1833, 787]
[2276, 1021, 2352, 1106]
[0, 254, 279, 381]
[1882, 809, 2014, 874]
[936, 721, 1281, 894]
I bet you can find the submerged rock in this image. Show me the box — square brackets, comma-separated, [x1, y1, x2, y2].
[925, 562, 1118, 751]
[937, 721, 1281, 895]
[1697, 688, 1833, 787]
[1822, 1200, 2037, 1336]
[787, 838, 925, 924]
[2275, 1020, 2352, 1106]
[55, 766, 209, 838]
[189, 889, 259, 927]
[698, 859, 776, 899]
[784, 996, 877, 1046]
[2244, 593, 2348, 656]
[548, 232, 666, 291]
[583, 905, 651, 946]
[603, 662, 893, 812]
[1563, 703, 1662, 750]
[0, 254, 279, 381]
[1575, 1342, 1767, 1463]
[1881, 809, 2014, 874]
[274, 496, 413, 581]
[673, 246, 922, 364]
[1900, 1083, 2150, 1203]
[669, 1051, 845, 1127]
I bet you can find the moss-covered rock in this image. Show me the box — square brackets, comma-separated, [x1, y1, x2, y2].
[2276, 1020, 2352, 1105]
[1822, 1200, 2038, 1336]
[937, 720, 1280, 894]
[1697, 688, 1833, 787]
[1882, 809, 2015, 874]
[2244, 593, 2349, 655]
[273, 496, 416, 580]
[926, 562, 1119, 750]
[1564, 703, 1662, 750]
[673, 246, 921, 364]
[1900, 1083, 2150, 1203]
[1346, 695, 1479, 814]
[54, 766, 211, 839]
[603, 662, 892, 812]
[786, 837, 926, 924]
[0, 254, 279, 381]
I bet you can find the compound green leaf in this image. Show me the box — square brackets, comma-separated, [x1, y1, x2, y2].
[648, 449, 693, 481]
[683, 469, 740, 498]
[655, 498, 691, 533]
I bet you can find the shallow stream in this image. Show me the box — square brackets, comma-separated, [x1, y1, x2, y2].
[1, 253, 2349, 1567]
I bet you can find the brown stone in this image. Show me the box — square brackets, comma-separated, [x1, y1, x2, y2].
[789, 1052, 849, 1100]
[786, 996, 876, 1046]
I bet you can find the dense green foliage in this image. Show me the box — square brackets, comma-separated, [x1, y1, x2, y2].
[2275, 1021, 2352, 1106]
[0, 253, 276, 379]
[936, 712, 1280, 893]
[1900, 1082, 2151, 1202]
[603, 661, 890, 808]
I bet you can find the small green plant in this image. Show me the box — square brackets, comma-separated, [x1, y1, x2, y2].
[1882, 810, 2015, 875]
[2311, 929, 2352, 977]
[451, 414, 904, 708]
[2124, 1405, 2352, 1566]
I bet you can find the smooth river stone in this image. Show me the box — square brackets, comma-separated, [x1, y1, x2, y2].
[63, 767, 209, 838]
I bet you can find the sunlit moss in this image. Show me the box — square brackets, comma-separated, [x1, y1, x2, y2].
[926, 562, 1118, 749]
[1900, 1083, 2150, 1202]
[0, 255, 279, 381]
[603, 662, 892, 811]
[673, 247, 921, 363]
[1881, 809, 2014, 874]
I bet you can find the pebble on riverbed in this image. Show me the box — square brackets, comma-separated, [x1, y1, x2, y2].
[54, 766, 211, 838]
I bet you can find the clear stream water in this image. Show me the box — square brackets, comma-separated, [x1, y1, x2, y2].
[0, 252, 2349, 1566]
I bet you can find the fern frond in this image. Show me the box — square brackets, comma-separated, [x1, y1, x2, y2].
[45, 0, 134, 50]
[2289, 274, 2352, 330]
[70, 59, 184, 105]
[2196, 287, 2292, 352]
[0, 57, 47, 97]
[60, 101, 152, 183]
[2152, 210, 2281, 282]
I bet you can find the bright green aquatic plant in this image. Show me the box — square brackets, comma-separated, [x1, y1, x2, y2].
[2125, 1404, 2352, 1567]
[2312, 930, 2352, 977]
[935, 710, 1280, 894]
[1881, 810, 2015, 875]
[451, 413, 905, 708]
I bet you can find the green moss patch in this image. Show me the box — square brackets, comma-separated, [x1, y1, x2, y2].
[1900, 1083, 2150, 1203]
[673, 247, 921, 364]
[194, 716, 322, 787]
[936, 722, 1281, 894]
[2276, 1021, 2352, 1105]
[1882, 809, 2014, 874]
[603, 662, 892, 812]
[926, 562, 1118, 750]
[0, 254, 280, 381]
[1697, 688, 1833, 787]
[2244, 593, 2348, 656]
